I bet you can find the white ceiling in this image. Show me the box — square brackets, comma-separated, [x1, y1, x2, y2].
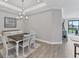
[0, 0, 64, 14]
[63, 0, 79, 18]
[7, 0, 34, 9]
[1, 0, 79, 18]
[6, 0, 64, 9]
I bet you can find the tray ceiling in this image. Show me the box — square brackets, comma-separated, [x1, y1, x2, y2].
[0, 0, 79, 18]
[0, 0, 64, 15]
[7, 0, 34, 9]
[2, 0, 64, 10]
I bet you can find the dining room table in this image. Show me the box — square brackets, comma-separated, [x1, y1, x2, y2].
[7, 33, 30, 57]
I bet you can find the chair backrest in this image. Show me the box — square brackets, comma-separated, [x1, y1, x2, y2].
[0, 34, 7, 48]
[23, 34, 31, 45]
[30, 32, 37, 39]
[29, 32, 37, 44]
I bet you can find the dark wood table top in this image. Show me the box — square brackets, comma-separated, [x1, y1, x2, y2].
[74, 43, 79, 47]
[7, 33, 30, 41]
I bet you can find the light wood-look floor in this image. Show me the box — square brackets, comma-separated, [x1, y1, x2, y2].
[0, 40, 66, 58]
[27, 41, 65, 58]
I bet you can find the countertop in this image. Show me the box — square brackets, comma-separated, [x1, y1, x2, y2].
[68, 34, 79, 42]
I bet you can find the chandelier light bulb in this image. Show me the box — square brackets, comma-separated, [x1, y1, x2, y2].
[17, 0, 29, 21]
[26, 16, 29, 19]
[20, 16, 23, 18]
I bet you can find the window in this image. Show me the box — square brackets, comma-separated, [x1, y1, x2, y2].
[68, 20, 79, 34]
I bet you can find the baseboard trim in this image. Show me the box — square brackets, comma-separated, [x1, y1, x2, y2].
[36, 38, 62, 45]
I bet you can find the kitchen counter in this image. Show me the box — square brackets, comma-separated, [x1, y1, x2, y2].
[68, 34, 79, 42]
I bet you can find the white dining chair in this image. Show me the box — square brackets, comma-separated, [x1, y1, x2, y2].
[19, 34, 30, 57]
[0, 34, 16, 58]
[0, 35, 4, 58]
[30, 32, 37, 48]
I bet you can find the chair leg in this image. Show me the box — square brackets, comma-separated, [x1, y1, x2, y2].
[6, 49, 8, 58]
[33, 41, 36, 48]
[28, 44, 31, 51]
[1, 50, 5, 58]
[23, 47, 24, 57]
[31, 41, 36, 48]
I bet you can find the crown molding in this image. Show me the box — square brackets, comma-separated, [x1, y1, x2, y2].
[23, 3, 46, 14]
[0, 1, 22, 11]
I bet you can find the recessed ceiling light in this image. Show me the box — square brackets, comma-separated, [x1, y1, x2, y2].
[36, 0, 41, 3]
[4, 0, 8, 2]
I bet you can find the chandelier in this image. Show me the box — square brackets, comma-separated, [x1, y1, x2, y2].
[17, 0, 29, 20]
[16, 0, 46, 20]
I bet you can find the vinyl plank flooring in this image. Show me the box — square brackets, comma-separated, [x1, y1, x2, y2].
[27, 42, 65, 58]
[0, 41, 66, 58]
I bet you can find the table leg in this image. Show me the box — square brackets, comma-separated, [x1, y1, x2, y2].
[16, 42, 19, 57]
[74, 46, 76, 58]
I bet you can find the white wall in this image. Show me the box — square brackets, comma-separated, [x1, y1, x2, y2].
[28, 9, 63, 43]
[0, 9, 63, 43]
[21, 19, 30, 33]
